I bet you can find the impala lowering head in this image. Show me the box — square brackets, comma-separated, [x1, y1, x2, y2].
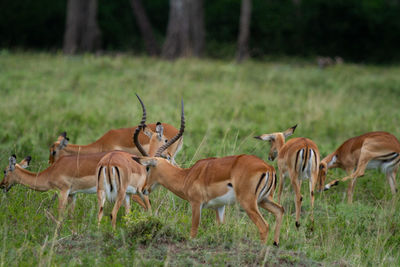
[155, 99, 185, 158]
[48, 132, 69, 164]
[254, 124, 297, 161]
[0, 155, 31, 192]
[133, 94, 149, 157]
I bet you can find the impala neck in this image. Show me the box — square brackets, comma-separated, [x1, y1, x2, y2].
[12, 166, 52, 192]
[153, 162, 189, 201]
[275, 134, 286, 154]
[321, 152, 338, 169]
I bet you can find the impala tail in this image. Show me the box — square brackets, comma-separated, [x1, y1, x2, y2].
[294, 147, 318, 179]
[98, 165, 121, 202]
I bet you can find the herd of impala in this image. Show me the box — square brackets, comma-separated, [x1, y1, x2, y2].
[1, 94, 399, 247]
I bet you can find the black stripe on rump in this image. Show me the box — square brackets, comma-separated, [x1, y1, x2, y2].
[261, 173, 274, 198]
[381, 153, 399, 163]
[294, 149, 301, 171]
[255, 173, 266, 194]
[115, 166, 121, 188]
[380, 152, 397, 158]
[108, 166, 113, 192]
[302, 148, 309, 172]
[98, 166, 103, 183]
[313, 149, 318, 169]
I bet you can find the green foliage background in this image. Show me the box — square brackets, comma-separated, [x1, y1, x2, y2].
[1, 0, 400, 62]
[0, 53, 400, 265]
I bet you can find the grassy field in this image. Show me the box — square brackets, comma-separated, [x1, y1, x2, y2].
[0, 52, 400, 266]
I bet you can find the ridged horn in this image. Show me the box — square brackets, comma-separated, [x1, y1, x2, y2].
[155, 99, 185, 158]
[133, 94, 148, 157]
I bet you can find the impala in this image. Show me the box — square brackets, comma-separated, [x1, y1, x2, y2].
[320, 131, 400, 203]
[254, 125, 320, 228]
[1, 152, 108, 216]
[48, 95, 183, 165]
[134, 103, 284, 246]
[96, 97, 175, 228]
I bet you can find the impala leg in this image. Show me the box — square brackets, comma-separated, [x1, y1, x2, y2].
[190, 202, 202, 238]
[290, 171, 302, 228]
[111, 191, 126, 229]
[215, 206, 225, 224]
[124, 194, 131, 215]
[97, 190, 106, 226]
[386, 166, 398, 194]
[131, 194, 147, 210]
[67, 194, 77, 215]
[58, 190, 69, 219]
[142, 194, 152, 214]
[277, 171, 285, 204]
[309, 168, 319, 229]
[240, 199, 269, 243]
[259, 197, 284, 246]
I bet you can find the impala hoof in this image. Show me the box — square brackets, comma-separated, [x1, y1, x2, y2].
[295, 221, 300, 228]
[273, 241, 279, 247]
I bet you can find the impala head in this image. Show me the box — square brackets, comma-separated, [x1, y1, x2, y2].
[1, 155, 31, 192]
[49, 132, 69, 164]
[134, 98, 185, 194]
[318, 161, 328, 192]
[254, 124, 297, 161]
[134, 94, 184, 162]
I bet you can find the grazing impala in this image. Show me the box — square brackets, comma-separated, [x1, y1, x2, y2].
[254, 125, 320, 229]
[48, 95, 183, 164]
[134, 103, 284, 246]
[96, 97, 174, 228]
[0, 152, 108, 216]
[320, 131, 400, 203]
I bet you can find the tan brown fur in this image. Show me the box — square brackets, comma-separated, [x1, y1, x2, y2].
[96, 151, 150, 228]
[321, 131, 400, 203]
[255, 125, 320, 229]
[138, 154, 284, 246]
[49, 123, 183, 164]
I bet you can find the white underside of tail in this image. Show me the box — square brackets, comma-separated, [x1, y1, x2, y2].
[298, 149, 315, 180]
[103, 167, 118, 202]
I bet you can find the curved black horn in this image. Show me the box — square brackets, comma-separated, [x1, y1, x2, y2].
[155, 99, 185, 157]
[133, 94, 148, 156]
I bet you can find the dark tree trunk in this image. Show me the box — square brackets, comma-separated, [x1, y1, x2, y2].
[191, 0, 205, 57]
[130, 0, 160, 56]
[162, 0, 205, 59]
[236, 0, 252, 63]
[63, 0, 101, 54]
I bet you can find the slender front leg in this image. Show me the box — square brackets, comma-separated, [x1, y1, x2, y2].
[190, 202, 202, 238]
[67, 194, 77, 215]
[215, 206, 225, 224]
[131, 194, 147, 210]
[124, 194, 131, 215]
[58, 190, 69, 219]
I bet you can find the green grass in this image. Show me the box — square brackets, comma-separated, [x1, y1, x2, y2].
[0, 52, 400, 266]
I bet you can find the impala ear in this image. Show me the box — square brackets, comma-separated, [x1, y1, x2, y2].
[19, 156, 31, 169]
[283, 124, 297, 138]
[8, 155, 17, 171]
[58, 136, 69, 149]
[254, 134, 275, 141]
[155, 122, 164, 141]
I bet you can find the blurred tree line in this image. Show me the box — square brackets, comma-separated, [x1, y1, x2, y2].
[0, 0, 399, 63]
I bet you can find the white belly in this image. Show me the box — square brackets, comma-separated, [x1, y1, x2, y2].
[203, 188, 236, 209]
[72, 186, 97, 194]
[367, 159, 396, 173]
